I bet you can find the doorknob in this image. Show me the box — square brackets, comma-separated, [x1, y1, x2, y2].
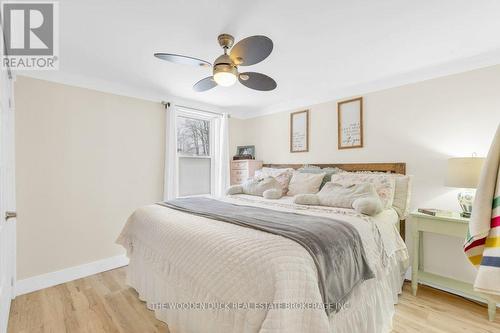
[5, 211, 16, 221]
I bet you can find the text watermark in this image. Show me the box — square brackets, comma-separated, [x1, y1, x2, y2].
[1, 1, 59, 70]
[149, 301, 351, 312]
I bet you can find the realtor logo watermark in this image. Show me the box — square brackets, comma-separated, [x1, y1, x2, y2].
[1, 1, 59, 70]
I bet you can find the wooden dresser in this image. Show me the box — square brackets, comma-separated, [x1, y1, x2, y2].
[230, 160, 263, 185]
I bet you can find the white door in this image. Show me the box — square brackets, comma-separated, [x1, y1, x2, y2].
[0, 68, 16, 333]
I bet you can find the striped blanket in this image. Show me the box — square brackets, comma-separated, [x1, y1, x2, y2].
[464, 124, 500, 299]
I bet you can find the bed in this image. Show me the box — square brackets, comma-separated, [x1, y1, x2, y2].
[117, 162, 409, 333]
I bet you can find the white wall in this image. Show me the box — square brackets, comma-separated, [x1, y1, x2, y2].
[230, 65, 500, 283]
[15, 76, 165, 280]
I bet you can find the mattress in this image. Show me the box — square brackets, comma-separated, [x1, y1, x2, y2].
[117, 194, 409, 333]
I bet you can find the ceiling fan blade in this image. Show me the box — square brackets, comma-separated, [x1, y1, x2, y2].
[239, 72, 277, 91]
[230, 36, 273, 66]
[193, 76, 217, 92]
[154, 53, 211, 67]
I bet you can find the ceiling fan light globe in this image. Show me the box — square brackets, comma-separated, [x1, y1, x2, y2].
[214, 72, 237, 86]
[213, 63, 238, 87]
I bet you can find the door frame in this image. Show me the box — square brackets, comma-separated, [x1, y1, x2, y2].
[0, 70, 16, 333]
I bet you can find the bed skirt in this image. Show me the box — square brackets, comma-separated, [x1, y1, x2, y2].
[124, 239, 407, 333]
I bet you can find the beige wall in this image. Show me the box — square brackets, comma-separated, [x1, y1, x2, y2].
[228, 117, 246, 158]
[15, 76, 165, 279]
[14, 65, 500, 283]
[231, 65, 500, 282]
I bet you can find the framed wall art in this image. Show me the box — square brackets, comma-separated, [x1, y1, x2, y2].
[234, 145, 255, 160]
[337, 97, 363, 149]
[290, 110, 309, 153]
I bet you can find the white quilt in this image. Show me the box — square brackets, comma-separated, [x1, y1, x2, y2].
[117, 195, 409, 333]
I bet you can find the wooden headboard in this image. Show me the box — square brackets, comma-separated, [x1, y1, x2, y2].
[263, 162, 406, 175]
[263, 162, 407, 240]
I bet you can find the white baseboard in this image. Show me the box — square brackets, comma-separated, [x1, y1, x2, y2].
[15, 255, 129, 296]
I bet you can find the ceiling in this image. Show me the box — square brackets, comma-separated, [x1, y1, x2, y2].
[21, 0, 500, 118]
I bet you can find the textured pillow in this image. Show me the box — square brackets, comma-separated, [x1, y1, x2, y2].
[242, 177, 282, 197]
[263, 188, 283, 199]
[347, 171, 412, 219]
[254, 167, 294, 178]
[330, 173, 396, 209]
[319, 182, 383, 216]
[298, 166, 344, 189]
[294, 193, 320, 205]
[294, 183, 383, 216]
[254, 167, 293, 195]
[287, 171, 326, 196]
[226, 185, 243, 195]
[352, 197, 383, 216]
[317, 182, 378, 205]
[391, 175, 412, 220]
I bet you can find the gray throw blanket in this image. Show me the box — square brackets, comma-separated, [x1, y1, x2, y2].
[158, 197, 374, 314]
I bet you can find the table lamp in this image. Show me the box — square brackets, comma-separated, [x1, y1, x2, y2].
[445, 157, 485, 218]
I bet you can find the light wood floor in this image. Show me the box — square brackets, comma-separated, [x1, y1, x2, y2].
[8, 267, 500, 333]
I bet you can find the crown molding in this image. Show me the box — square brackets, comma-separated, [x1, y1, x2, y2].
[234, 48, 500, 119]
[15, 71, 228, 115]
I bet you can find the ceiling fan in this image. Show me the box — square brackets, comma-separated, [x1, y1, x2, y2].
[154, 34, 277, 92]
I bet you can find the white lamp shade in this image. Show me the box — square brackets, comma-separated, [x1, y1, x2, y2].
[445, 157, 485, 189]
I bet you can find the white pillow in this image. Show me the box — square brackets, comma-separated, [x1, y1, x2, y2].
[318, 182, 380, 206]
[226, 185, 243, 195]
[391, 175, 412, 219]
[294, 183, 383, 216]
[242, 177, 282, 197]
[352, 197, 383, 216]
[287, 171, 326, 196]
[294, 193, 320, 205]
[330, 173, 396, 209]
[263, 188, 283, 199]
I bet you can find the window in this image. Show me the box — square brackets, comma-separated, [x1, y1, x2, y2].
[176, 112, 214, 197]
[164, 105, 228, 200]
[177, 117, 210, 156]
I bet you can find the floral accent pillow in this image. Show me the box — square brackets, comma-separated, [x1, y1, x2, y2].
[254, 167, 293, 195]
[273, 172, 293, 195]
[329, 173, 396, 209]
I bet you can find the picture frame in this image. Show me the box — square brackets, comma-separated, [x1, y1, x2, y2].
[290, 110, 309, 153]
[337, 97, 363, 149]
[235, 145, 255, 159]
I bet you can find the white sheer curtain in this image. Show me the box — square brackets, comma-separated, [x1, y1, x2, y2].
[163, 104, 177, 200]
[213, 113, 230, 197]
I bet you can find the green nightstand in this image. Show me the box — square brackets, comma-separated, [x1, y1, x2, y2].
[410, 211, 497, 321]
